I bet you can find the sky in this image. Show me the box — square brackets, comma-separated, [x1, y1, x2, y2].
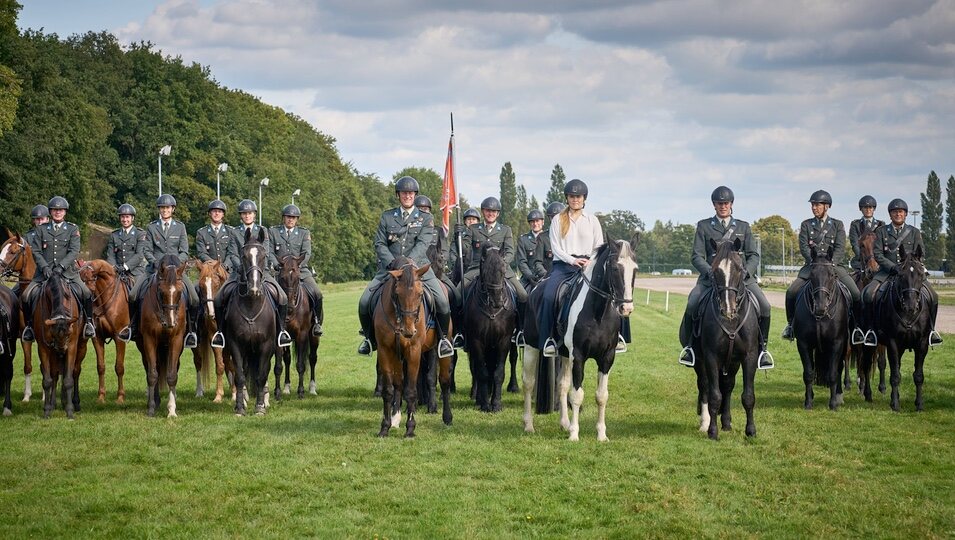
[17, 0, 955, 229]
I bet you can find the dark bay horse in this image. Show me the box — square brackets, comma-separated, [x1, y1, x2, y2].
[135, 255, 191, 417]
[793, 246, 849, 411]
[275, 254, 319, 400]
[0, 234, 37, 401]
[522, 237, 638, 441]
[34, 272, 88, 419]
[193, 260, 232, 403]
[0, 283, 20, 416]
[869, 244, 933, 411]
[693, 238, 759, 439]
[374, 256, 452, 437]
[222, 228, 277, 416]
[78, 260, 130, 404]
[462, 246, 517, 412]
[850, 231, 886, 399]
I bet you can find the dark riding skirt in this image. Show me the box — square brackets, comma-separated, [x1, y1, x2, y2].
[536, 260, 580, 349]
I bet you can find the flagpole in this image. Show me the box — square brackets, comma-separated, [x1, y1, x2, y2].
[451, 113, 465, 281]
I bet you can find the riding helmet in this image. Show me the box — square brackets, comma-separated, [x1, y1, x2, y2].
[394, 176, 420, 194]
[858, 195, 877, 209]
[463, 208, 480, 220]
[527, 209, 544, 222]
[208, 199, 227, 212]
[47, 196, 69, 210]
[887, 198, 908, 213]
[414, 195, 432, 211]
[564, 179, 588, 199]
[282, 204, 302, 217]
[237, 199, 257, 213]
[480, 197, 502, 212]
[809, 190, 832, 206]
[545, 202, 565, 217]
[30, 205, 50, 219]
[117, 203, 137, 216]
[156, 194, 177, 207]
[711, 186, 735, 203]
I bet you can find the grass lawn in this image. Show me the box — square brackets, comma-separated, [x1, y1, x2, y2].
[1, 283, 953, 538]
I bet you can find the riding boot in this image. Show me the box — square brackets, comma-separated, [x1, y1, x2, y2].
[436, 311, 454, 359]
[83, 296, 96, 338]
[211, 302, 226, 349]
[357, 309, 373, 356]
[757, 315, 775, 369]
[183, 304, 198, 349]
[514, 300, 525, 346]
[782, 288, 796, 341]
[311, 295, 324, 336]
[677, 311, 694, 367]
[928, 300, 943, 346]
[850, 300, 865, 345]
[118, 298, 138, 342]
[277, 304, 293, 347]
[21, 294, 35, 342]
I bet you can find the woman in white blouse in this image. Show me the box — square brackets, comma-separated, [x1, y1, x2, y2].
[536, 179, 604, 357]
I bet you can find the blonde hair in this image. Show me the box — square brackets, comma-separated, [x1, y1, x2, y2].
[559, 206, 572, 237]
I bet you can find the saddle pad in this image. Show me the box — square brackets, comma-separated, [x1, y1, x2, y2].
[556, 273, 584, 337]
[370, 278, 436, 329]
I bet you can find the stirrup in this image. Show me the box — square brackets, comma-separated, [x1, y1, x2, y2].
[929, 329, 943, 347]
[542, 338, 558, 358]
[22, 326, 35, 343]
[184, 332, 198, 349]
[117, 326, 133, 343]
[615, 333, 627, 354]
[84, 322, 96, 338]
[781, 324, 794, 341]
[863, 330, 877, 347]
[277, 330, 293, 348]
[851, 327, 865, 346]
[357, 338, 372, 356]
[515, 330, 525, 347]
[211, 331, 226, 349]
[678, 346, 695, 367]
[437, 338, 454, 359]
[757, 350, 775, 370]
[452, 333, 465, 349]
[312, 322, 323, 337]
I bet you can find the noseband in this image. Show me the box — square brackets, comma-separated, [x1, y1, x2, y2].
[0, 241, 26, 280]
[155, 275, 183, 329]
[808, 261, 839, 320]
[390, 265, 423, 334]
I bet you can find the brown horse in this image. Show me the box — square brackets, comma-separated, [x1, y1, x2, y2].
[33, 273, 88, 419]
[275, 255, 319, 400]
[0, 234, 37, 402]
[78, 259, 130, 404]
[0, 283, 20, 416]
[193, 260, 233, 403]
[374, 257, 452, 437]
[135, 255, 191, 417]
[850, 230, 887, 399]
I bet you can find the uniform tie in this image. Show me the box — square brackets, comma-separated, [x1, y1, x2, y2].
[213, 226, 219, 235]
[163, 222, 169, 235]
[721, 218, 728, 229]
[54, 223, 61, 232]
[402, 210, 410, 220]
[287, 228, 293, 237]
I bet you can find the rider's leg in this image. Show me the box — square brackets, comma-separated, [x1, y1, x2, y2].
[302, 274, 324, 336]
[678, 282, 705, 366]
[118, 274, 146, 342]
[75, 280, 96, 337]
[749, 282, 774, 369]
[20, 281, 39, 342]
[423, 270, 454, 358]
[924, 283, 944, 345]
[181, 274, 199, 348]
[357, 275, 384, 355]
[837, 267, 864, 344]
[782, 276, 806, 340]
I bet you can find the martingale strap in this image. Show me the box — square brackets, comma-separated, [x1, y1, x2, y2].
[720, 226, 736, 242]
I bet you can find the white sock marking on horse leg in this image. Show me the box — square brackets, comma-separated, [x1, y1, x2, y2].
[596, 371, 609, 442]
[167, 390, 177, 418]
[522, 346, 539, 433]
[569, 384, 584, 441]
[309, 381, 316, 395]
[195, 371, 203, 397]
[564, 264, 594, 358]
[558, 356, 572, 431]
[22, 374, 32, 402]
[391, 409, 401, 430]
[700, 401, 710, 432]
[284, 382, 291, 394]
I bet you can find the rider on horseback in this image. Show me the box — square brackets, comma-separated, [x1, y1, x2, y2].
[515, 209, 547, 347]
[678, 186, 774, 369]
[105, 204, 147, 288]
[119, 194, 200, 348]
[269, 203, 324, 337]
[535, 202, 565, 276]
[21, 196, 96, 342]
[782, 190, 865, 345]
[9, 204, 49, 299]
[849, 195, 885, 273]
[860, 198, 943, 347]
[195, 199, 233, 270]
[357, 176, 454, 358]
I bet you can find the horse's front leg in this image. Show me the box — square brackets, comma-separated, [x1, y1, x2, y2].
[213, 346, 225, 403]
[41, 360, 55, 419]
[507, 341, 520, 393]
[829, 348, 844, 411]
[167, 342, 183, 418]
[491, 348, 507, 413]
[522, 346, 539, 433]
[567, 356, 586, 441]
[438, 353, 453, 426]
[595, 357, 614, 442]
[272, 348, 285, 402]
[256, 353, 272, 415]
[377, 361, 393, 437]
[719, 367, 736, 431]
[705, 357, 722, 440]
[308, 336, 318, 395]
[230, 349, 247, 416]
[557, 355, 572, 432]
[114, 339, 127, 404]
[93, 336, 107, 403]
[886, 340, 902, 412]
[741, 353, 757, 437]
[694, 358, 710, 433]
[797, 341, 814, 410]
[404, 353, 420, 438]
[913, 343, 928, 412]
[296, 338, 308, 399]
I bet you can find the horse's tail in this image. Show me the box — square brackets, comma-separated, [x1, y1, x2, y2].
[198, 339, 213, 389]
[535, 354, 555, 414]
[158, 345, 169, 393]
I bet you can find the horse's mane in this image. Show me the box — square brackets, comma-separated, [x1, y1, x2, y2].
[158, 255, 180, 283]
[480, 246, 505, 282]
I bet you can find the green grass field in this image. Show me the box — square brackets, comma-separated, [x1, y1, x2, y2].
[1, 283, 954, 538]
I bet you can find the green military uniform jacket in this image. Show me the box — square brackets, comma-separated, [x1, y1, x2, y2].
[448, 226, 471, 277]
[796, 216, 847, 279]
[269, 225, 312, 276]
[374, 207, 434, 272]
[144, 219, 190, 273]
[536, 228, 554, 275]
[227, 224, 278, 277]
[873, 223, 924, 278]
[691, 216, 759, 286]
[465, 221, 517, 279]
[848, 217, 885, 271]
[516, 231, 546, 284]
[105, 226, 147, 277]
[195, 223, 234, 269]
[29, 220, 82, 282]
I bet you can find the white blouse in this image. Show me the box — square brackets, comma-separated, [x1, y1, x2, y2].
[549, 211, 604, 265]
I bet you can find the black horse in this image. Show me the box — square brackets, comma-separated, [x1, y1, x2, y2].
[0, 283, 20, 416]
[693, 238, 759, 439]
[793, 246, 849, 411]
[463, 246, 517, 412]
[222, 228, 277, 416]
[866, 244, 933, 411]
[522, 236, 638, 441]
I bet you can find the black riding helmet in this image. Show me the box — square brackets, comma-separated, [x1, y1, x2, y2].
[48, 196, 69, 210]
[711, 186, 734, 203]
[395, 176, 419, 194]
[564, 179, 588, 199]
[545, 202, 565, 218]
[414, 195, 432, 211]
[858, 195, 877, 209]
[238, 199, 257, 213]
[809, 190, 832, 206]
[156, 194, 177, 207]
[463, 208, 480, 220]
[527, 209, 544, 222]
[481, 197, 502, 211]
[30, 205, 50, 219]
[117, 203, 137, 216]
[282, 204, 301, 217]
[887, 198, 908, 213]
[208, 199, 227, 212]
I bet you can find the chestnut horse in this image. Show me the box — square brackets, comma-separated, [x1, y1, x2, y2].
[78, 260, 130, 404]
[850, 231, 886, 399]
[0, 283, 20, 416]
[275, 254, 319, 400]
[135, 255, 191, 417]
[0, 234, 37, 401]
[193, 260, 232, 403]
[374, 256, 452, 437]
[33, 273, 88, 419]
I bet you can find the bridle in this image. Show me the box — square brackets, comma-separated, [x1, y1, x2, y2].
[478, 247, 509, 319]
[81, 265, 122, 318]
[154, 272, 184, 329]
[0, 240, 29, 287]
[388, 264, 423, 337]
[711, 254, 747, 318]
[581, 247, 633, 308]
[890, 258, 927, 329]
[807, 261, 839, 321]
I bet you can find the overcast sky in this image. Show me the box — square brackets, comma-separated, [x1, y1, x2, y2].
[18, 0, 955, 229]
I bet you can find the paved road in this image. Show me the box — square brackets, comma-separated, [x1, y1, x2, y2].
[638, 276, 955, 334]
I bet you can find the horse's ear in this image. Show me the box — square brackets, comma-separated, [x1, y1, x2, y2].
[810, 245, 818, 261]
[914, 243, 923, 260]
[898, 243, 907, 260]
[295, 254, 307, 266]
[244, 227, 252, 244]
[709, 238, 717, 252]
[416, 263, 431, 277]
[257, 228, 266, 243]
[733, 237, 742, 251]
[826, 245, 834, 261]
[388, 269, 403, 280]
[630, 232, 641, 251]
[604, 231, 616, 245]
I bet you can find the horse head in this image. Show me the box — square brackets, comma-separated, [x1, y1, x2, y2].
[387, 261, 429, 339]
[41, 275, 76, 351]
[278, 254, 306, 305]
[896, 243, 926, 318]
[198, 260, 228, 319]
[156, 255, 186, 329]
[479, 246, 508, 309]
[858, 230, 878, 274]
[709, 237, 745, 319]
[609, 233, 639, 317]
[240, 228, 267, 296]
[0, 234, 28, 276]
[808, 244, 837, 319]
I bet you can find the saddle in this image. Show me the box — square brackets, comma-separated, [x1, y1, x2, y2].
[219, 278, 280, 309]
[368, 277, 437, 330]
[553, 271, 585, 339]
[691, 287, 758, 340]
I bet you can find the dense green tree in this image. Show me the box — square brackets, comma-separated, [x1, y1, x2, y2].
[752, 215, 798, 271]
[499, 161, 518, 230]
[597, 210, 644, 242]
[545, 163, 565, 205]
[921, 170, 944, 269]
[392, 166, 442, 207]
[946, 175, 955, 272]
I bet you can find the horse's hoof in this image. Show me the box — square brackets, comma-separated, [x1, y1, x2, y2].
[404, 432, 416, 439]
[116, 396, 125, 405]
[96, 396, 105, 404]
[147, 411, 155, 418]
[195, 391, 204, 398]
[507, 384, 519, 393]
[21, 396, 30, 403]
[168, 412, 178, 418]
[377, 430, 389, 438]
[568, 432, 580, 442]
[597, 435, 609, 442]
[3, 408, 12, 417]
[213, 396, 222, 404]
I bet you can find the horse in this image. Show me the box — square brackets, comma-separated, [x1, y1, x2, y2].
[868, 244, 933, 411]
[693, 238, 760, 439]
[193, 260, 233, 403]
[793, 246, 849, 411]
[222, 228, 277, 416]
[0, 283, 20, 416]
[0, 234, 37, 402]
[135, 255, 191, 417]
[415, 231, 457, 412]
[462, 246, 517, 412]
[522, 236, 638, 441]
[275, 254, 319, 400]
[78, 260, 130, 404]
[850, 231, 886, 400]
[374, 256, 452, 437]
[33, 271, 88, 419]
